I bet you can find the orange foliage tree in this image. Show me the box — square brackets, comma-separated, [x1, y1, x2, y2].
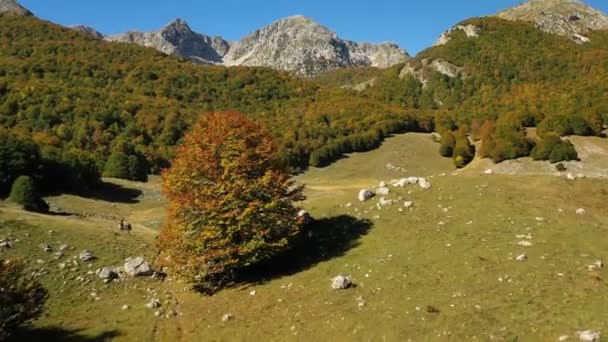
[157, 112, 304, 292]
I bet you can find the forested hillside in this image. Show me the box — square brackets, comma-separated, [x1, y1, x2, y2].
[360, 17, 608, 163]
[0, 14, 425, 193]
[2, 13, 608, 194]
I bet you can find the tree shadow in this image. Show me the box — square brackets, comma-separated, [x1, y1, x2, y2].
[8, 326, 121, 342]
[234, 215, 373, 286]
[56, 181, 143, 204]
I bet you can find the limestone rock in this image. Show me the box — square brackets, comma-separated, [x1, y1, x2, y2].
[375, 187, 390, 196]
[79, 250, 96, 262]
[331, 275, 352, 290]
[434, 24, 481, 46]
[98, 267, 119, 280]
[124, 257, 153, 277]
[358, 189, 375, 202]
[578, 330, 600, 342]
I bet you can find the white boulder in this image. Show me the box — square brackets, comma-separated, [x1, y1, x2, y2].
[578, 330, 600, 342]
[331, 275, 352, 290]
[358, 189, 375, 202]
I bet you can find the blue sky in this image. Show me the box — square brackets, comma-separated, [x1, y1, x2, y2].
[19, 0, 608, 55]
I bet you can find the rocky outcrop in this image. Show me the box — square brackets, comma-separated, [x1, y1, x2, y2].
[0, 0, 32, 16]
[497, 0, 608, 43]
[71, 25, 104, 39]
[400, 58, 465, 87]
[434, 24, 481, 46]
[106, 19, 231, 65]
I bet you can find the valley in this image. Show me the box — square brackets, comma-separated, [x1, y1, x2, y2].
[2, 133, 607, 341]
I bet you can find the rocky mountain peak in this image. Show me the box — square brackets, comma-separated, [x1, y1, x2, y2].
[0, 0, 32, 16]
[163, 18, 193, 34]
[223, 15, 408, 76]
[107, 15, 408, 76]
[497, 0, 608, 42]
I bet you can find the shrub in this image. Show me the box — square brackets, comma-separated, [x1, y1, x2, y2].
[0, 259, 48, 340]
[452, 130, 475, 168]
[103, 152, 148, 182]
[439, 131, 456, 157]
[0, 131, 40, 196]
[9, 176, 48, 213]
[158, 112, 304, 293]
[531, 133, 578, 163]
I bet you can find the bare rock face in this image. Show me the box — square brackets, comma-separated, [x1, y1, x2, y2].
[70, 25, 104, 39]
[434, 24, 481, 47]
[0, 0, 32, 16]
[497, 0, 608, 43]
[224, 15, 409, 77]
[106, 19, 231, 65]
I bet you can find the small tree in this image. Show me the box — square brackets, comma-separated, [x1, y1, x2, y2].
[452, 130, 475, 168]
[9, 176, 48, 213]
[439, 131, 456, 158]
[103, 152, 148, 181]
[0, 260, 48, 340]
[158, 112, 304, 292]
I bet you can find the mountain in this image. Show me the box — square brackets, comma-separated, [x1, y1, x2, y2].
[109, 15, 409, 76]
[0, 0, 31, 16]
[106, 19, 231, 65]
[223, 15, 409, 76]
[497, 0, 608, 43]
[70, 25, 104, 39]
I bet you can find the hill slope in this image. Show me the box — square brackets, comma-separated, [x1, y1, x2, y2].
[497, 0, 608, 42]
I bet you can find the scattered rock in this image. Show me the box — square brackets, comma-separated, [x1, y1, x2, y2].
[378, 197, 394, 206]
[375, 187, 390, 196]
[121, 305, 130, 310]
[358, 189, 375, 202]
[558, 335, 570, 342]
[145, 298, 161, 309]
[403, 201, 414, 209]
[124, 257, 153, 277]
[517, 241, 533, 247]
[331, 275, 353, 290]
[576, 208, 586, 215]
[40, 244, 52, 253]
[59, 244, 69, 252]
[378, 181, 386, 187]
[222, 313, 233, 322]
[79, 250, 96, 262]
[98, 267, 119, 280]
[578, 330, 600, 342]
[419, 178, 432, 190]
[249, 290, 256, 296]
[0, 239, 13, 249]
[516, 254, 528, 262]
[484, 169, 494, 175]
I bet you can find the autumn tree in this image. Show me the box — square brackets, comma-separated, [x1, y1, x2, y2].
[158, 112, 304, 292]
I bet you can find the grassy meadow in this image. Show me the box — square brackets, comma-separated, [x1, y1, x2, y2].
[1, 133, 607, 341]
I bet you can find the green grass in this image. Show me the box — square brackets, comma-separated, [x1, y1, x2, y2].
[2, 133, 608, 341]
